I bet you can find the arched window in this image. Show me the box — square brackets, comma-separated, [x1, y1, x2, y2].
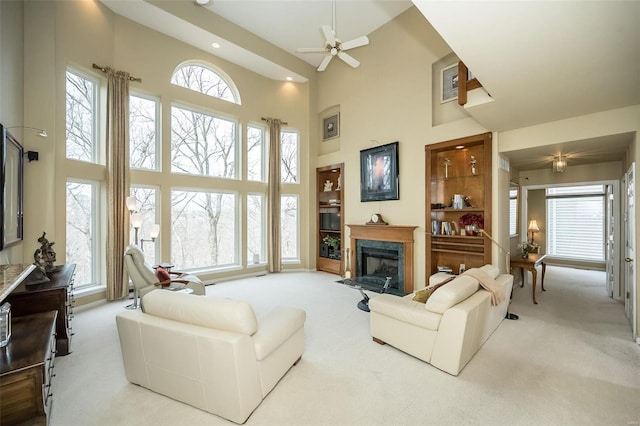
[171, 62, 240, 104]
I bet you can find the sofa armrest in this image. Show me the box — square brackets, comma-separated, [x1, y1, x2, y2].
[252, 307, 306, 361]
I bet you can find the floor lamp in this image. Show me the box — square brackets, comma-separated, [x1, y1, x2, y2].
[479, 229, 518, 320]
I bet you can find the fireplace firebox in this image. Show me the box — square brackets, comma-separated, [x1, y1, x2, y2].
[355, 240, 404, 296]
[347, 224, 417, 295]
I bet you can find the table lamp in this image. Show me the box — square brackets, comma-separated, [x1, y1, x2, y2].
[528, 219, 540, 244]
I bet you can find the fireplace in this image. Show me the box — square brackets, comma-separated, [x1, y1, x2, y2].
[356, 241, 403, 296]
[347, 224, 417, 294]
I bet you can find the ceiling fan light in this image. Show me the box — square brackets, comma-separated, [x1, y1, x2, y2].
[553, 154, 567, 173]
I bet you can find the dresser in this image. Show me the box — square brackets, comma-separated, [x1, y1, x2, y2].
[5, 264, 76, 355]
[0, 311, 58, 425]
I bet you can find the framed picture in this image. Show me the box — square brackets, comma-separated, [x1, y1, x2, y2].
[323, 113, 339, 140]
[0, 125, 24, 250]
[441, 63, 459, 103]
[360, 141, 399, 202]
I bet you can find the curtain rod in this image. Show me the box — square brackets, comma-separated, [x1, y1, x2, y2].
[92, 63, 142, 83]
[261, 117, 288, 126]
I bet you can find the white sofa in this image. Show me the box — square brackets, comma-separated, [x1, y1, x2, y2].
[369, 265, 513, 376]
[116, 290, 306, 424]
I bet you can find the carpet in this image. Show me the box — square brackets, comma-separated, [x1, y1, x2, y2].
[50, 266, 640, 425]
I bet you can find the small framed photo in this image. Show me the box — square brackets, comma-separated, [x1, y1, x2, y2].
[441, 63, 458, 103]
[323, 113, 339, 140]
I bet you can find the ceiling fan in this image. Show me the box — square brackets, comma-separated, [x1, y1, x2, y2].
[296, 0, 369, 71]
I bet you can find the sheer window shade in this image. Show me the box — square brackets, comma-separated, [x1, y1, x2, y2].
[546, 186, 605, 261]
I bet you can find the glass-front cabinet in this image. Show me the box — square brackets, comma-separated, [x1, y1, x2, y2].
[425, 133, 492, 278]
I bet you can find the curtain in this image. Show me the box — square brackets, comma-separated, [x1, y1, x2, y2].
[266, 118, 283, 273]
[105, 68, 131, 301]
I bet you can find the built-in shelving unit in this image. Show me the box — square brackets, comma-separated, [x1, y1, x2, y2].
[316, 163, 344, 275]
[425, 133, 492, 278]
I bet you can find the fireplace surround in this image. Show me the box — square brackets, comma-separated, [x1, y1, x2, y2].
[347, 225, 417, 294]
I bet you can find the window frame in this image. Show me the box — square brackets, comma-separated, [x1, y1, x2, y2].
[170, 61, 241, 105]
[65, 178, 101, 289]
[280, 193, 300, 262]
[170, 102, 240, 180]
[280, 129, 299, 184]
[65, 67, 100, 164]
[545, 185, 606, 261]
[129, 92, 161, 172]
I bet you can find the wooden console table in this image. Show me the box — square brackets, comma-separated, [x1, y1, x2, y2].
[510, 253, 547, 304]
[5, 264, 75, 355]
[1, 311, 58, 426]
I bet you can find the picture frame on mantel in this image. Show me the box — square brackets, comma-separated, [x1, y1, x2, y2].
[322, 113, 339, 140]
[360, 141, 399, 202]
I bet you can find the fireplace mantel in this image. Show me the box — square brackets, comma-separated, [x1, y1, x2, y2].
[347, 225, 418, 293]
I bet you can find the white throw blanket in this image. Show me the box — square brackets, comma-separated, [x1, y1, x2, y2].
[462, 268, 505, 306]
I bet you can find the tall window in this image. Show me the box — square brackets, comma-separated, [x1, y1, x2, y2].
[247, 194, 265, 264]
[171, 105, 238, 179]
[546, 185, 605, 261]
[247, 125, 265, 182]
[130, 94, 159, 170]
[66, 69, 98, 162]
[281, 130, 298, 183]
[509, 187, 518, 235]
[281, 195, 299, 260]
[66, 180, 98, 288]
[171, 63, 240, 104]
[171, 190, 237, 269]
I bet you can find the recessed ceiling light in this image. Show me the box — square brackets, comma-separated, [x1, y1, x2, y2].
[211, 42, 220, 49]
[456, 145, 465, 149]
[195, 0, 211, 5]
[286, 76, 293, 81]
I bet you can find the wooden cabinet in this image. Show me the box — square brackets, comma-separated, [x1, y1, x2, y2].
[6, 264, 75, 355]
[0, 311, 57, 426]
[425, 133, 492, 278]
[316, 163, 344, 275]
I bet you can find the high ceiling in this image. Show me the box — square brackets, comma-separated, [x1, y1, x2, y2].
[100, 0, 640, 172]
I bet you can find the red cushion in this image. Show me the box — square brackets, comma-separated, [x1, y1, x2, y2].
[156, 266, 170, 283]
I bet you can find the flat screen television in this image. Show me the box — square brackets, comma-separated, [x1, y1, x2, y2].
[0, 123, 24, 251]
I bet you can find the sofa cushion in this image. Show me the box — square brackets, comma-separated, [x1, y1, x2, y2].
[142, 290, 258, 335]
[370, 294, 442, 331]
[412, 276, 455, 303]
[425, 275, 479, 314]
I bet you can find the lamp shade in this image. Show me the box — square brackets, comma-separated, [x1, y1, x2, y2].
[149, 223, 160, 239]
[528, 219, 540, 232]
[126, 196, 139, 212]
[130, 212, 143, 229]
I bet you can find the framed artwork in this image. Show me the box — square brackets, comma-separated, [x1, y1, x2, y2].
[0, 125, 24, 250]
[360, 141, 399, 202]
[323, 113, 339, 140]
[441, 63, 459, 103]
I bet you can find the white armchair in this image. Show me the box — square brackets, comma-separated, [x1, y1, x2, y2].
[123, 245, 205, 308]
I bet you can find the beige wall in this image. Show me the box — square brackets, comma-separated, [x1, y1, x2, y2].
[315, 7, 490, 286]
[0, 0, 25, 264]
[3, 2, 640, 334]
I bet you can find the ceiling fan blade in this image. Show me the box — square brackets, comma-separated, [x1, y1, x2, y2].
[317, 54, 333, 72]
[341, 35, 369, 51]
[337, 51, 360, 68]
[322, 25, 336, 48]
[296, 47, 327, 53]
